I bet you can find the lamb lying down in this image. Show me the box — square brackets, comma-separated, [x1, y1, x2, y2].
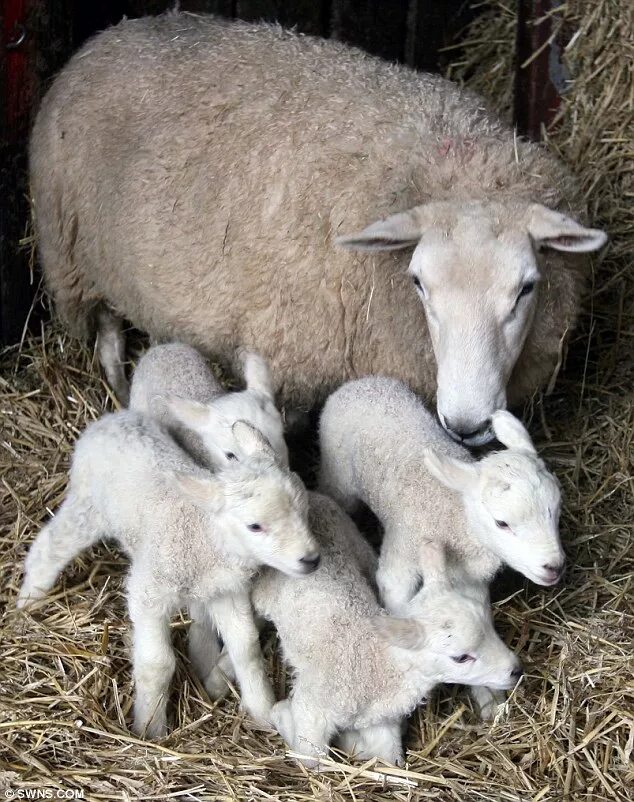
[250, 493, 521, 767]
[130, 342, 289, 468]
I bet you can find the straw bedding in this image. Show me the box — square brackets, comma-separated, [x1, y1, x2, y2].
[1, 1, 632, 799]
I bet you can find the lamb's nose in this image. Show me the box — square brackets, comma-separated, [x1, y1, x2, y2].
[443, 417, 491, 442]
[510, 666, 524, 682]
[542, 563, 565, 583]
[299, 554, 320, 574]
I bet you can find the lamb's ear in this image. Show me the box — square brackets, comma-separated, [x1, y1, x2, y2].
[423, 450, 479, 492]
[528, 204, 607, 253]
[232, 420, 275, 459]
[374, 615, 426, 651]
[240, 350, 275, 400]
[173, 471, 223, 509]
[335, 207, 428, 251]
[490, 411, 537, 455]
[163, 395, 223, 431]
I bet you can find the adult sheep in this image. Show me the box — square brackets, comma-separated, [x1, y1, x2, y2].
[30, 12, 606, 444]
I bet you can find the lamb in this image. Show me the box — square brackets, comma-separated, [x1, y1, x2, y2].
[318, 377, 563, 717]
[18, 411, 319, 737]
[129, 343, 289, 467]
[247, 492, 522, 767]
[30, 13, 607, 443]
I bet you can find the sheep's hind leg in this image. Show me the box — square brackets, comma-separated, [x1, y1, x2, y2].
[97, 307, 129, 405]
[18, 495, 105, 608]
[376, 538, 421, 616]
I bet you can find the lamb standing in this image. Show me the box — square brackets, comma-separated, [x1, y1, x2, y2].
[18, 412, 318, 737]
[30, 13, 607, 442]
[318, 377, 563, 717]
[249, 492, 522, 767]
[129, 343, 289, 467]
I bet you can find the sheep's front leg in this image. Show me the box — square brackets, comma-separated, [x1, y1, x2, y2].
[347, 720, 404, 766]
[470, 685, 507, 722]
[274, 691, 334, 770]
[128, 583, 175, 739]
[210, 591, 274, 725]
[376, 535, 421, 615]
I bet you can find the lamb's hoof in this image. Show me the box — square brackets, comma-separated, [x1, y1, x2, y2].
[203, 666, 231, 700]
[242, 698, 275, 728]
[477, 692, 508, 723]
[16, 585, 46, 610]
[133, 715, 168, 740]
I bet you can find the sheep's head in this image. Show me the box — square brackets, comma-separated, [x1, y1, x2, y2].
[377, 552, 521, 690]
[162, 350, 289, 467]
[174, 421, 318, 577]
[337, 200, 606, 445]
[423, 411, 564, 586]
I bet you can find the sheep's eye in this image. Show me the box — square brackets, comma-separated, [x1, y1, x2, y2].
[225, 451, 237, 461]
[452, 654, 474, 664]
[412, 275, 422, 289]
[516, 281, 535, 304]
[247, 523, 263, 532]
[495, 519, 509, 529]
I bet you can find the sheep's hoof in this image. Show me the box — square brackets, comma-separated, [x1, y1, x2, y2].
[133, 714, 168, 740]
[203, 666, 231, 700]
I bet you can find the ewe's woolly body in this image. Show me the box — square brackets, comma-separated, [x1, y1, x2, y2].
[31, 13, 585, 406]
[319, 377, 500, 583]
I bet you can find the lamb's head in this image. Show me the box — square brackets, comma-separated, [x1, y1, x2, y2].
[337, 200, 606, 445]
[423, 411, 564, 586]
[377, 558, 521, 691]
[175, 421, 318, 577]
[164, 351, 288, 467]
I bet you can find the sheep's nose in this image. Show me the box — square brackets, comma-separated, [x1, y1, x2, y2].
[442, 416, 491, 443]
[299, 553, 320, 574]
[510, 666, 524, 682]
[542, 563, 565, 584]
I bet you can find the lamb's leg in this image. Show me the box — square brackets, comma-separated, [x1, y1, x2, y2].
[188, 602, 238, 698]
[276, 691, 333, 769]
[470, 685, 507, 722]
[350, 721, 404, 765]
[376, 536, 421, 615]
[210, 592, 275, 725]
[188, 601, 222, 680]
[97, 307, 129, 405]
[128, 582, 175, 739]
[18, 495, 104, 608]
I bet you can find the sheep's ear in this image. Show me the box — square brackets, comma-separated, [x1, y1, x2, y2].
[335, 207, 428, 251]
[231, 420, 275, 459]
[241, 350, 275, 400]
[528, 204, 607, 253]
[173, 471, 223, 509]
[491, 411, 536, 455]
[374, 615, 426, 650]
[164, 395, 224, 431]
[423, 450, 479, 492]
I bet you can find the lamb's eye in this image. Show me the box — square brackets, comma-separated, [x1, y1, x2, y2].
[516, 281, 535, 304]
[452, 654, 474, 664]
[412, 275, 422, 289]
[495, 519, 509, 529]
[247, 523, 263, 532]
[225, 451, 237, 460]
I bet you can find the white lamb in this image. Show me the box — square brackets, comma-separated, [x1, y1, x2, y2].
[129, 342, 289, 468]
[248, 492, 522, 767]
[318, 376, 563, 718]
[18, 411, 318, 737]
